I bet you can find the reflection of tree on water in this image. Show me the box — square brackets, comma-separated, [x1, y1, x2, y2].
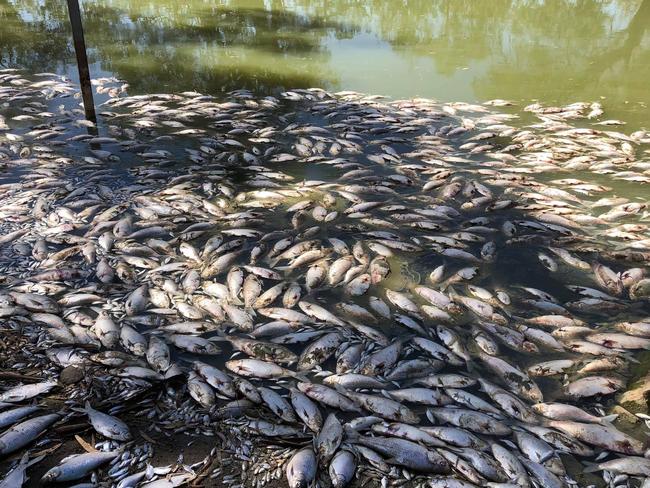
[466, 0, 650, 103]
[86, 3, 347, 94]
[0, 0, 647, 99]
[564, 0, 650, 107]
[0, 0, 71, 71]
[0, 0, 349, 93]
[81, 0, 363, 94]
[590, 0, 649, 71]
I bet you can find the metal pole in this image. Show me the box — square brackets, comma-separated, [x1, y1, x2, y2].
[66, 0, 96, 123]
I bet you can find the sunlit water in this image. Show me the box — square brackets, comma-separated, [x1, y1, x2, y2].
[1, 0, 648, 128]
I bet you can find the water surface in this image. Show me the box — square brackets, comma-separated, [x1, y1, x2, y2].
[1, 0, 648, 128]
[0, 5, 649, 484]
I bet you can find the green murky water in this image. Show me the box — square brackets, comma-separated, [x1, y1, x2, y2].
[1, 0, 648, 128]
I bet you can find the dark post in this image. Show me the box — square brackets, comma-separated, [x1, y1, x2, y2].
[66, 0, 97, 123]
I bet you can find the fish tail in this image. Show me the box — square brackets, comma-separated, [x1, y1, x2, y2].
[26, 454, 46, 467]
[70, 405, 86, 414]
[599, 414, 619, 424]
[464, 359, 479, 375]
[211, 329, 228, 340]
[342, 429, 360, 440]
[291, 372, 310, 382]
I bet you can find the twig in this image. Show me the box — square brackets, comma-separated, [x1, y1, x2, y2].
[54, 422, 90, 436]
[0, 370, 44, 382]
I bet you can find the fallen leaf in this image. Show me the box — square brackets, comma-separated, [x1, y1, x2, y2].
[75, 434, 98, 453]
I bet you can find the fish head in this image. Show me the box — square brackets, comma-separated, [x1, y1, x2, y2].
[41, 467, 62, 483]
[426, 449, 447, 467]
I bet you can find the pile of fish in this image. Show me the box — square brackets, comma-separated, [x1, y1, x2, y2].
[0, 69, 650, 488]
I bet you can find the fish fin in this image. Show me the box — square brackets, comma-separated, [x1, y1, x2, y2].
[384, 456, 400, 466]
[599, 414, 619, 424]
[582, 462, 601, 473]
[291, 372, 310, 382]
[538, 451, 555, 463]
[143, 329, 163, 335]
[71, 400, 92, 414]
[26, 454, 46, 467]
[313, 369, 333, 378]
[343, 429, 360, 440]
[465, 359, 479, 375]
[16, 452, 30, 465]
[210, 329, 228, 341]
